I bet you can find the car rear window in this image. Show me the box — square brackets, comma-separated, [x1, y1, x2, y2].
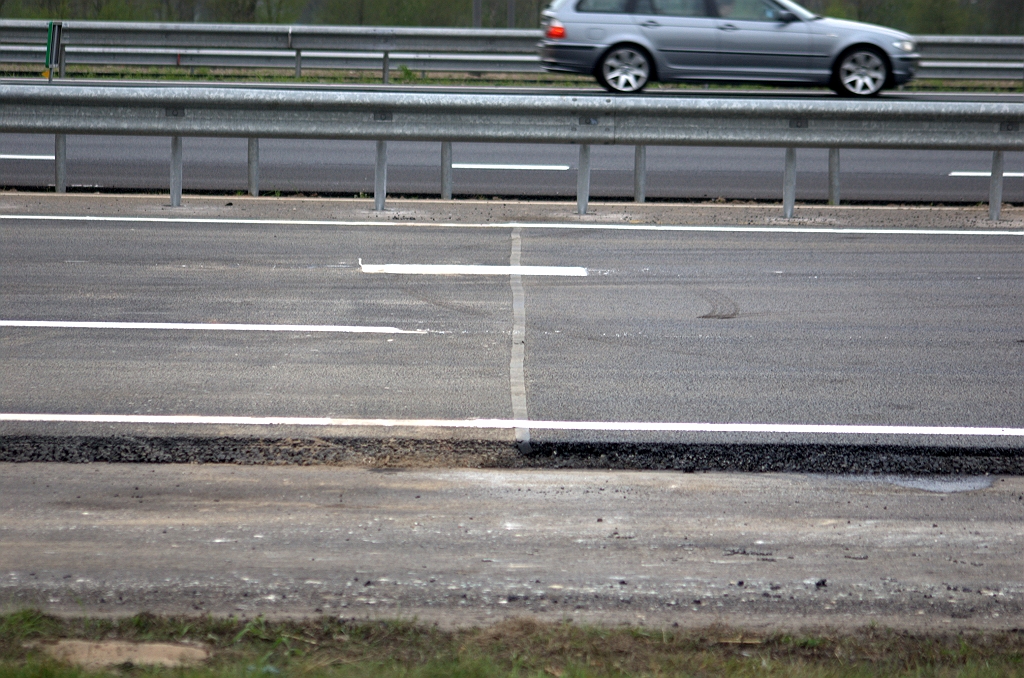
[576, 0, 631, 12]
[635, 0, 709, 15]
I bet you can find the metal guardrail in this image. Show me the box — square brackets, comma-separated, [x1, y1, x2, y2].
[1, 83, 1020, 218]
[1, 20, 1021, 81]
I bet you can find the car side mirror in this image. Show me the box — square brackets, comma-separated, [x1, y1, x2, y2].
[776, 10, 797, 21]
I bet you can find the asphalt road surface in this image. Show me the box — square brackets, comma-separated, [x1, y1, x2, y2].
[2, 133, 1022, 203]
[1, 196, 1022, 468]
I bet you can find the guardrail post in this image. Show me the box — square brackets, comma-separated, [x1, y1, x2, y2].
[375, 140, 387, 211]
[54, 134, 66, 194]
[783, 147, 796, 218]
[441, 141, 453, 200]
[58, 45, 66, 78]
[989, 150, 1004, 221]
[294, 50, 301, 78]
[247, 138, 259, 197]
[828, 148, 840, 206]
[170, 136, 182, 207]
[633, 145, 646, 203]
[382, 52, 390, 83]
[577, 144, 591, 215]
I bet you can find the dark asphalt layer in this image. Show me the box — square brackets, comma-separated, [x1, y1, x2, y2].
[2, 133, 1022, 203]
[1, 198, 1022, 469]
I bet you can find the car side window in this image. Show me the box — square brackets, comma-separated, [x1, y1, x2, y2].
[576, 0, 631, 12]
[647, 0, 708, 16]
[715, 0, 781, 20]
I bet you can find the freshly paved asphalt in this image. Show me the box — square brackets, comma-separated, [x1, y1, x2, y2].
[1, 196, 1021, 463]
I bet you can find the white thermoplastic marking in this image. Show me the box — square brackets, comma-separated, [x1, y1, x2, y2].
[0, 154, 55, 160]
[0, 320, 425, 334]
[1, 215, 1019, 236]
[1, 413, 1022, 437]
[949, 171, 1024, 177]
[452, 163, 570, 171]
[360, 263, 587, 276]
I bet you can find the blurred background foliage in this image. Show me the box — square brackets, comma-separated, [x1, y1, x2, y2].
[0, 0, 1020, 34]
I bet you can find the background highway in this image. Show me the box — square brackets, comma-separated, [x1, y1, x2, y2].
[1, 85, 1021, 203]
[2, 133, 1022, 203]
[2, 198, 1022, 460]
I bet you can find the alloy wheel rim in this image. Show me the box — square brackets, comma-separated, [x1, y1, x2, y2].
[603, 49, 649, 92]
[840, 52, 885, 95]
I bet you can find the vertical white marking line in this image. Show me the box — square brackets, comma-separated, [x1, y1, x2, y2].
[509, 227, 531, 454]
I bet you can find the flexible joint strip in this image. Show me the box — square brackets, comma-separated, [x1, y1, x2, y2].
[0, 320, 425, 334]
[1, 414, 1022, 438]
[509, 227, 532, 454]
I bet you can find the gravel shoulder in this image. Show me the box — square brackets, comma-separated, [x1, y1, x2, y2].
[2, 191, 1022, 229]
[1, 463, 1021, 631]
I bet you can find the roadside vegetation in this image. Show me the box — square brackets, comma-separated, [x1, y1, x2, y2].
[2, 609, 1023, 678]
[0, 0, 1020, 36]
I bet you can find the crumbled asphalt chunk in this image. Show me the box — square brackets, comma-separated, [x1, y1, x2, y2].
[1, 436, 1023, 474]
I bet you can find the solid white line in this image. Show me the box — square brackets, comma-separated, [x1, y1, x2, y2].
[0, 154, 55, 160]
[1, 413, 1021, 437]
[453, 163, 570, 171]
[360, 263, 588, 276]
[949, 171, 1024, 177]
[0, 320, 426, 334]
[1, 215, 1020, 236]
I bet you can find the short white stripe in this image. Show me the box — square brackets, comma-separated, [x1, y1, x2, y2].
[1, 215, 1019, 236]
[360, 263, 587, 276]
[0, 154, 55, 160]
[1, 413, 1021, 437]
[949, 171, 1024, 177]
[0, 320, 425, 334]
[452, 163, 570, 171]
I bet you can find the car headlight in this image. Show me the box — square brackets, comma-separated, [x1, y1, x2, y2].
[892, 40, 915, 52]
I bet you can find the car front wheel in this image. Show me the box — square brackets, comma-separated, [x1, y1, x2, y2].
[832, 47, 889, 97]
[597, 47, 651, 93]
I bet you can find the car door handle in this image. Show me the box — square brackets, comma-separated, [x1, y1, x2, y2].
[719, 23, 739, 30]
[640, 20, 660, 27]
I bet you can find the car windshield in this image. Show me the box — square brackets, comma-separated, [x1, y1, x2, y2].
[773, 0, 818, 20]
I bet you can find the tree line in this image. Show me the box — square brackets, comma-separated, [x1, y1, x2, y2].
[1, 0, 1020, 34]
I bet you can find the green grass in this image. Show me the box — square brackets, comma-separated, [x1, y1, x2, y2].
[1, 611, 1023, 678]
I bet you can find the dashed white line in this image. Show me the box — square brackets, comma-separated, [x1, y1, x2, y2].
[0, 413, 1021, 437]
[359, 263, 587, 276]
[949, 171, 1024, 177]
[0, 320, 426, 334]
[453, 163, 570, 171]
[0, 154, 56, 160]
[1, 215, 1019, 236]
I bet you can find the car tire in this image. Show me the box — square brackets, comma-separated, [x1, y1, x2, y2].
[831, 46, 889, 97]
[597, 46, 651, 93]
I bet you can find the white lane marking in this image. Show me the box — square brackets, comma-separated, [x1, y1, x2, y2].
[949, 171, 1024, 177]
[0, 414, 1021, 437]
[1, 215, 1020, 236]
[0, 320, 425, 334]
[452, 163, 570, 171]
[0, 154, 56, 160]
[360, 263, 587, 276]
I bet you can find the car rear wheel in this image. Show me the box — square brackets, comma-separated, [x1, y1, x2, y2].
[597, 46, 651, 93]
[832, 47, 889, 97]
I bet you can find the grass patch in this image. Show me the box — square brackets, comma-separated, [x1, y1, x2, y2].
[1, 611, 1023, 677]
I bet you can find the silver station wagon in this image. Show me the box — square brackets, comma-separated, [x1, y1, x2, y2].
[539, 0, 919, 96]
